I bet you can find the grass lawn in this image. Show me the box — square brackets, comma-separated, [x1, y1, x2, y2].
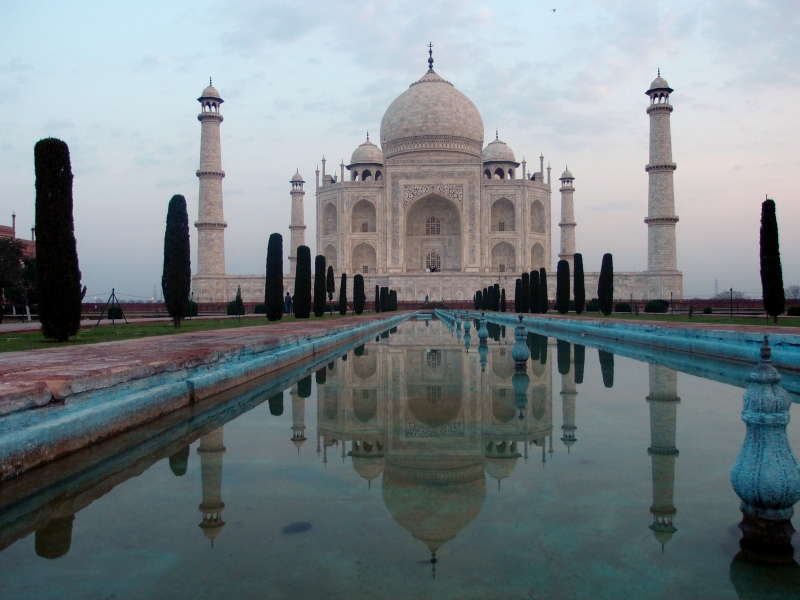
[542, 312, 800, 327]
[0, 313, 361, 353]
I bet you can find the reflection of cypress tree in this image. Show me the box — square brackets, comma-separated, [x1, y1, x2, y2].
[354, 344, 365, 357]
[35, 515, 74, 560]
[268, 391, 284, 416]
[381, 330, 389, 339]
[169, 445, 190, 476]
[341, 353, 348, 361]
[315, 367, 327, 385]
[599, 350, 615, 388]
[540, 335, 548, 364]
[521, 272, 530, 313]
[487, 322, 500, 341]
[390, 326, 397, 334]
[528, 333, 540, 361]
[328, 362, 335, 370]
[298, 375, 312, 398]
[501, 325, 506, 338]
[557, 339, 571, 375]
[574, 344, 585, 384]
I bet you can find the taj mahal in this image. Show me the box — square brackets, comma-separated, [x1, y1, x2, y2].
[191, 49, 682, 304]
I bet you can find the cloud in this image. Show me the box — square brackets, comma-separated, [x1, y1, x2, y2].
[0, 57, 33, 73]
[42, 119, 74, 131]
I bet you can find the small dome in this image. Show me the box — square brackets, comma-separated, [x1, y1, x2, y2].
[291, 171, 304, 182]
[350, 138, 384, 166]
[482, 138, 516, 163]
[649, 76, 670, 91]
[200, 84, 221, 99]
[560, 167, 574, 180]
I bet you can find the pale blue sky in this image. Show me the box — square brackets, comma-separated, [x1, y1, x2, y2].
[1, 0, 798, 300]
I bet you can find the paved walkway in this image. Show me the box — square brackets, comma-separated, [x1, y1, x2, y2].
[0, 314, 265, 335]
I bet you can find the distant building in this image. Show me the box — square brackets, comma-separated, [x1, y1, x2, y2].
[0, 213, 35, 259]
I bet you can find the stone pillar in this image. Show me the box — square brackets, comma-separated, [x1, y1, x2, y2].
[647, 364, 680, 549]
[289, 173, 306, 277]
[198, 427, 226, 545]
[644, 73, 679, 273]
[558, 168, 576, 271]
[195, 81, 227, 276]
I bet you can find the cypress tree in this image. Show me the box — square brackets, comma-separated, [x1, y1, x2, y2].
[515, 279, 521, 313]
[375, 285, 380, 313]
[539, 268, 548, 313]
[557, 340, 571, 375]
[234, 285, 244, 317]
[339, 273, 347, 315]
[573, 253, 585, 315]
[476, 290, 482, 310]
[268, 391, 284, 416]
[161, 194, 191, 329]
[35, 138, 83, 341]
[556, 260, 570, 314]
[760, 198, 785, 323]
[380, 286, 389, 312]
[326, 265, 335, 303]
[390, 290, 397, 311]
[521, 272, 530, 313]
[265, 232, 283, 321]
[493, 284, 500, 311]
[294, 246, 312, 318]
[598, 253, 614, 316]
[482, 287, 489, 310]
[574, 344, 585, 384]
[313, 255, 326, 317]
[530, 270, 540, 314]
[353, 274, 365, 314]
[599, 350, 614, 388]
[500, 288, 506, 312]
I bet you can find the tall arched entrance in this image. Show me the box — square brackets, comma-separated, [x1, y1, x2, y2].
[405, 194, 461, 272]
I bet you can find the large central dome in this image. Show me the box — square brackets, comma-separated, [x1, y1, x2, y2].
[380, 68, 484, 159]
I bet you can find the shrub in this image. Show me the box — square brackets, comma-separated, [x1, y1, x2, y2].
[645, 300, 667, 313]
[787, 306, 800, 316]
[615, 302, 632, 313]
[108, 306, 123, 320]
[162, 194, 191, 329]
[265, 232, 283, 321]
[703, 306, 713, 314]
[254, 303, 266, 314]
[586, 300, 600, 312]
[35, 138, 83, 341]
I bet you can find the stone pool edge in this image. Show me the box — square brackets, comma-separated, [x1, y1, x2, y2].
[443, 310, 800, 372]
[0, 312, 411, 481]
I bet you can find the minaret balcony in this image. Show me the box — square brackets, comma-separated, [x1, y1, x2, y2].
[196, 169, 226, 178]
[645, 163, 676, 173]
[644, 216, 679, 225]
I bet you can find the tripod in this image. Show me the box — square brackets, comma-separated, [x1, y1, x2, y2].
[95, 288, 129, 326]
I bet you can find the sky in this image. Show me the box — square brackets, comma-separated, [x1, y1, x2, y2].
[1, 0, 798, 301]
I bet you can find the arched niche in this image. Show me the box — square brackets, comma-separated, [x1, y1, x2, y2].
[324, 244, 337, 271]
[352, 388, 378, 423]
[405, 193, 461, 272]
[353, 242, 376, 275]
[353, 350, 377, 379]
[351, 199, 376, 233]
[531, 243, 545, 270]
[491, 388, 517, 423]
[531, 200, 545, 233]
[491, 241, 516, 273]
[491, 198, 515, 232]
[322, 203, 337, 236]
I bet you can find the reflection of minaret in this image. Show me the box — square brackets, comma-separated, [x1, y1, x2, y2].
[647, 365, 680, 550]
[560, 354, 577, 451]
[198, 427, 226, 546]
[291, 384, 307, 452]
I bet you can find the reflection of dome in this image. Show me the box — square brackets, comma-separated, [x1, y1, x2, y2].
[484, 456, 519, 483]
[380, 69, 484, 159]
[199, 514, 226, 542]
[382, 461, 485, 555]
[482, 138, 516, 163]
[649, 518, 677, 547]
[352, 456, 386, 483]
[350, 138, 384, 165]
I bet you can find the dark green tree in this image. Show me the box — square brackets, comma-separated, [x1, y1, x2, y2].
[298, 375, 312, 398]
[268, 391, 284, 416]
[573, 253, 585, 315]
[556, 260, 570, 314]
[294, 246, 312, 318]
[265, 233, 283, 321]
[574, 344, 585, 384]
[162, 194, 191, 328]
[339, 273, 347, 315]
[390, 290, 397, 311]
[599, 350, 614, 388]
[375, 285, 380, 313]
[234, 286, 245, 316]
[482, 287, 488, 310]
[380, 286, 389, 312]
[353, 274, 365, 314]
[514, 279, 521, 313]
[530, 270, 540, 314]
[539, 268, 548, 313]
[315, 367, 327, 385]
[539, 333, 548, 364]
[557, 340, 571, 375]
[521, 272, 530, 313]
[598, 253, 614, 316]
[313, 255, 326, 317]
[476, 290, 482, 310]
[493, 284, 500, 311]
[326, 265, 335, 303]
[528, 333, 540, 361]
[500, 288, 506, 312]
[35, 138, 83, 341]
[0, 238, 24, 297]
[760, 198, 785, 323]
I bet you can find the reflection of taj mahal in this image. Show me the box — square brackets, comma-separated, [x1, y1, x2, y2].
[191, 51, 682, 302]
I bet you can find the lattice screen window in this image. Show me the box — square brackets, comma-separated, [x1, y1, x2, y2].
[425, 217, 441, 235]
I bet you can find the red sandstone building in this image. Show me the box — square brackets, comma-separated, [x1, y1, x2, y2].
[0, 213, 35, 258]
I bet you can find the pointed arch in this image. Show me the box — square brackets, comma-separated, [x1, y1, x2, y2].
[531, 200, 545, 233]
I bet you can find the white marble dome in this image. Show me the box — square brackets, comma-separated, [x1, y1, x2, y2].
[380, 69, 484, 158]
[291, 171, 304, 182]
[349, 138, 384, 165]
[560, 167, 574, 180]
[200, 84, 221, 99]
[482, 138, 516, 163]
[648, 76, 672, 92]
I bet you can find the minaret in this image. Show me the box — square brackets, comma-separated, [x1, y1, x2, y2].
[288, 171, 306, 277]
[198, 427, 226, 546]
[195, 80, 227, 277]
[558, 167, 576, 271]
[646, 364, 680, 550]
[290, 384, 307, 452]
[644, 71, 679, 272]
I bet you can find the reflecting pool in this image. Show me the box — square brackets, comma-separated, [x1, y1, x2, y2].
[1, 316, 799, 599]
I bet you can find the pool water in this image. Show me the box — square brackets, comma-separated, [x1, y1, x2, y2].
[1, 317, 799, 599]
